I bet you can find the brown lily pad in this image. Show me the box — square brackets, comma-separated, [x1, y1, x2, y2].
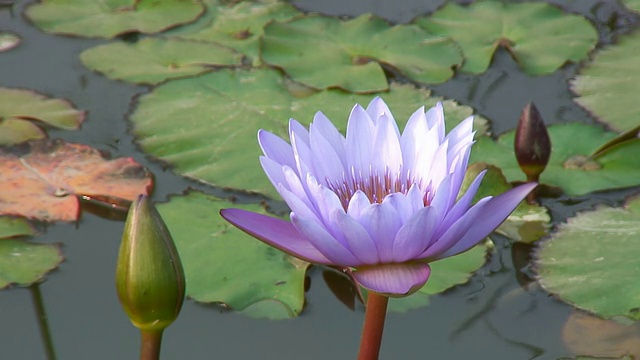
[0, 139, 153, 222]
[563, 311, 640, 358]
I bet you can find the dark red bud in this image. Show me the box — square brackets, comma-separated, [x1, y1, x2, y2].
[514, 102, 551, 182]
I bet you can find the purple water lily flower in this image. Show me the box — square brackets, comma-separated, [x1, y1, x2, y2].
[221, 98, 535, 296]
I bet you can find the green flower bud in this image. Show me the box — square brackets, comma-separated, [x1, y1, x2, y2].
[514, 102, 551, 182]
[116, 195, 185, 332]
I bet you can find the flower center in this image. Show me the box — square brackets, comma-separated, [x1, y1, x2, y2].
[327, 167, 431, 210]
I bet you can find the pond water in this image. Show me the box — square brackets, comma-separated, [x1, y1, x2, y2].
[1, 0, 639, 359]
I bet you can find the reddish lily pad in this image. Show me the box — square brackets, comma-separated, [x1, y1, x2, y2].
[24, 0, 205, 38]
[562, 311, 640, 359]
[0, 139, 153, 222]
[0, 88, 85, 145]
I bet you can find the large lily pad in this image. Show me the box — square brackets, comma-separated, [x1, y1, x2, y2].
[622, 0, 640, 13]
[168, 0, 300, 65]
[156, 191, 309, 319]
[388, 242, 489, 312]
[469, 123, 640, 196]
[0, 239, 63, 289]
[572, 29, 640, 132]
[0, 88, 85, 145]
[80, 37, 243, 85]
[0, 139, 153, 222]
[24, 0, 205, 38]
[130, 67, 487, 197]
[261, 14, 462, 92]
[415, 0, 597, 75]
[535, 195, 640, 320]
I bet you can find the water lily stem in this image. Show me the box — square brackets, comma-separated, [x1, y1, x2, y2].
[30, 283, 56, 360]
[358, 292, 389, 360]
[140, 329, 163, 360]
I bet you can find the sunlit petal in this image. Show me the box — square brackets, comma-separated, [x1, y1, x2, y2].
[220, 209, 331, 264]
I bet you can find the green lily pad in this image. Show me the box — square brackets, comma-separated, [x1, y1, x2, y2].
[0, 118, 47, 146]
[80, 37, 243, 85]
[0, 31, 20, 52]
[130, 67, 487, 197]
[156, 191, 309, 319]
[461, 163, 549, 243]
[469, 123, 640, 196]
[0, 217, 36, 239]
[0, 88, 85, 145]
[572, 29, 640, 132]
[0, 239, 63, 289]
[622, 0, 640, 13]
[261, 14, 462, 92]
[24, 0, 205, 38]
[415, 0, 597, 75]
[168, 0, 300, 65]
[388, 241, 489, 312]
[535, 195, 640, 320]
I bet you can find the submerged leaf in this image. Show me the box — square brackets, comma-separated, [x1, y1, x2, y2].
[572, 29, 640, 132]
[562, 311, 639, 359]
[80, 37, 243, 85]
[24, 0, 205, 38]
[535, 195, 640, 320]
[261, 14, 462, 92]
[0, 139, 153, 222]
[130, 68, 487, 197]
[156, 191, 309, 319]
[415, 0, 597, 75]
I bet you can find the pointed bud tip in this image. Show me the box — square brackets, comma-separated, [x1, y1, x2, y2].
[116, 195, 185, 332]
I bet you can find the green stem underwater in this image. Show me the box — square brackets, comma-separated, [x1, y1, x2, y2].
[30, 283, 57, 360]
[140, 329, 163, 360]
[358, 292, 389, 360]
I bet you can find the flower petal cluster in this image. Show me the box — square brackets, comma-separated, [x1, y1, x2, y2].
[221, 98, 535, 296]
